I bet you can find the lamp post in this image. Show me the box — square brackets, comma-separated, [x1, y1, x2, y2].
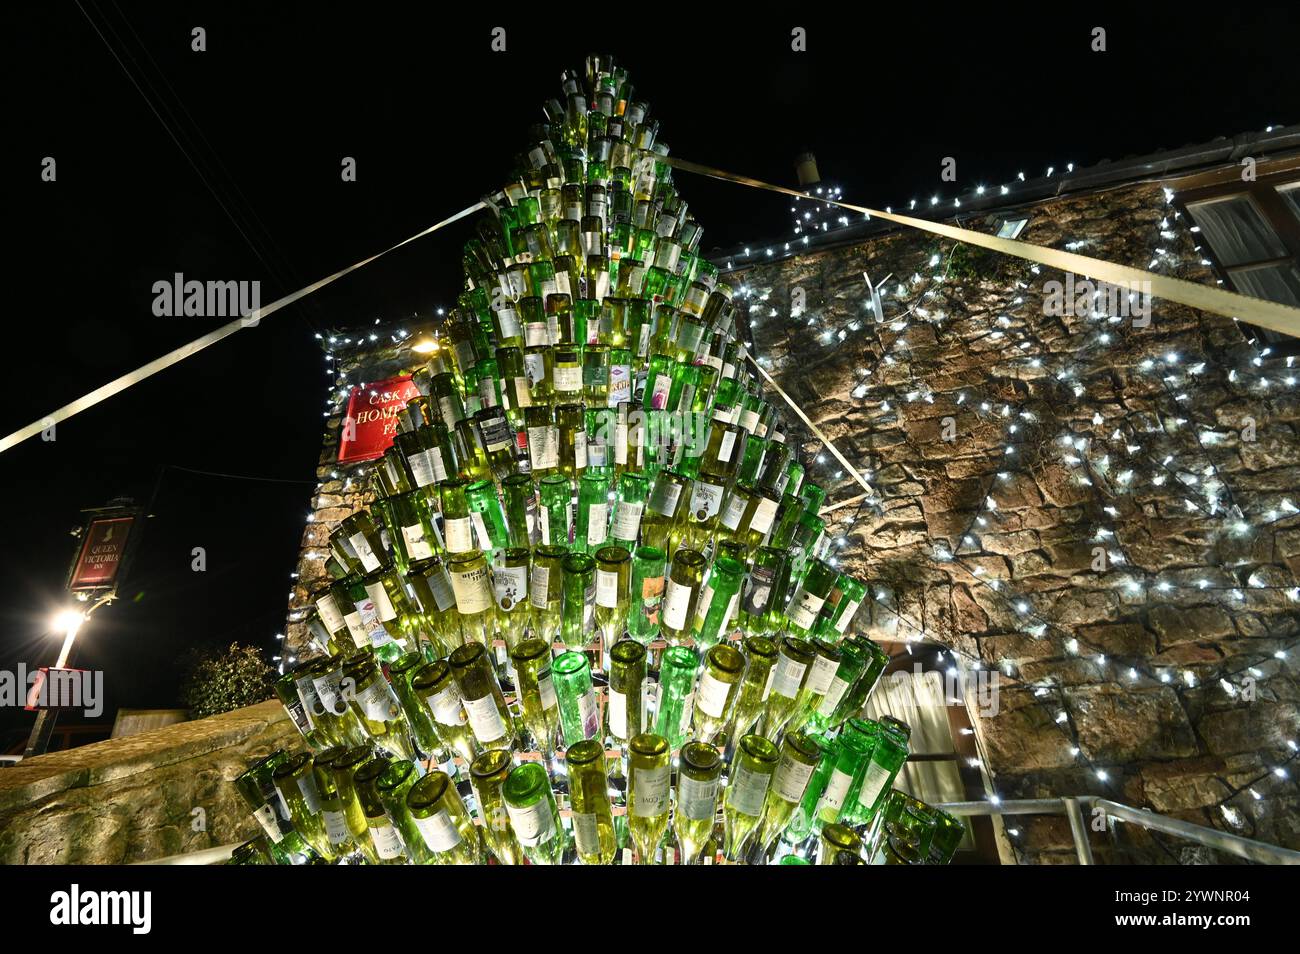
[22, 602, 104, 758]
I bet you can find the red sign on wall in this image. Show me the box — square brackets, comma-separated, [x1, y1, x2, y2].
[337, 375, 421, 463]
[69, 515, 135, 590]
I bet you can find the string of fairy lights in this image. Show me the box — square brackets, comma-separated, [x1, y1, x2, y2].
[724, 163, 1298, 853]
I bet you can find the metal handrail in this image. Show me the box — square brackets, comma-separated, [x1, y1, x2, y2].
[939, 796, 1300, 865]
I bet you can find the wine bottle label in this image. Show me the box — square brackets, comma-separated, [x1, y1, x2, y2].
[696, 669, 733, 718]
[787, 588, 826, 630]
[364, 581, 398, 621]
[741, 565, 774, 616]
[614, 422, 629, 463]
[512, 377, 533, 408]
[428, 566, 457, 611]
[574, 430, 587, 469]
[835, 599, 862, 634]
[402, 523, 434, 561]
[408, 449, 437, 487]
[427, 684, 467, 726]
[528, 564, 552, 609]
[586, 502, 609, 547]
[661, 578, 693, 631]
[582, 578, 596, 629]
[728, 763, 770, 816]
[640, 574, 664, 624]
[678, 383, 695, 413]
[647, 480, 682, 516]
[608, 687, 627, 738]
[505, 799, 555, 846]
[496, 305, 521, 340]
[857, 760, 894, 812]
[429, 447, 449, 483]
[648, 372, 672, 410]
[539, 507, 552, 546]
[547, 315, 561, 343]
[444, 516, 474, 553]
[677, 690, 695, 735]
[463, 694, 507, 743]
[323, 808, 351, 846]
[469, 511, 493, 553]
[572, 811, 601, 855]
[294, 675, 322, 726]
[773, 755, 816, 803]
[611, 500, 642, 541]
[253, 803, 283, 842]
[349, 531, 382, 573]
[632, 763, 671, 817]
[480, 413, 515, 453]
[342, 611, 368, 649]
[720, 493, 748, 531]
[369, 822, 405, 859]
[738, 408, 760, 433]
[415, 810, 463, 852]
[525, 321, 550, 347]
[313, 670, 344, 715]
[316, 592, 345, 633]
[723, 592, 740, 631]
[438, 396, 461, 428]
[575, 688, 600, 739]
[693, 582, 716, 630]
[553, 365, 582, 393]
[296, 775, 322, 814]
[537, 668, 557, 710]
[678, 775, 719, 821]
[717, 430, 737, 464]
[284, 696, 311, 735]
[493, 563, 528, 611]
[688, 481, 724, 522]
[523, 352, 547, 387]
[749, 497, 779, 536]
[450, 565, 493, 615]
[609, 364, 631, 405]
[807, 654, 839, 695]
[636, 320, 652, 357]
[818, 675, 852, 717]
[596, 568, 620, 608]
[587, 440, 608, 468]
[555, 271, 572, 296]
[527, 425, 559, 469]
[819, 768, 854, 815]
[356, 680, 397, 722]
[762, 665, 777, 701]
[771, 654, 808, 699]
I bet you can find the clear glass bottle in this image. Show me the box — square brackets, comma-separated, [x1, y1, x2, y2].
[447, 642, 515, 753]
[502, 761, 567, 865]
[627, 732, 672, 865]
[553, 649, 600, 747]
[691, 643, 745, 746]
[468, 749, 524, 865]
[723, 734, 779, 863]
[566, 738, 618, 865]
[674, 740, 722, 865]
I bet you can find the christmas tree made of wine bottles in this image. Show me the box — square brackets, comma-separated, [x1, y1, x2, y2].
[231, 54, 964, 867]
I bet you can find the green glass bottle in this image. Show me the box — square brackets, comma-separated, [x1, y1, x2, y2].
[690, 555, 745, 652]
[510, 637, 560, 759]
[653, 645, 699, 750]
[408, 557, 462, 654]
[928, 808, 966, 864]
[842, 718, 911, 826]
[594, 544, 631, 644]
[674, 741, 722, 865]
[786, 639, 843, 737]
[352, 756, 408, 863]
[760, 637, 816, 741]
[640, 469, 687, 553]
[234, 751, 293, 848]
[272, 753, 331, 859]
[627, 545, 666, 644]
[447, 549, 496, 648]
[819, 822, 862, 865]
[785, 558, 838, 637]
[559, 551, 596, 650]
[723, 734, 779, 863]
[566, 739, 618, 865]
[466, 478, 510, 556]
[610, 471, 649, 547]
[738, 546, 787, 637]
[576, 470, 613, 552]
[411, 659, 478, 766]
[406, 770, 482, 865]
[388, 652, 443, 758]
[469, 749, 524, 865]
[553, 649, 600, 746]
[500, 473, 536, 548]
[502, 761, 567, 865]
[606, 637, 647, 747]
[538, 473, 573, 546]
[727, 636, 779, 747]
[808, 636, 870, 732]
[627, 733, 672, 865]
[556, 403, 588, 480]
[492, 547, 531, 654]
[752, 730, 823, 858]
[374, 760, 427, 863]
[342, 652, 416, 762]
[448, 642, 515, 753]
[660, 547, 706, 646]
[439, 478, 477, 556]
[528, 543, 566, 642]
[691, 643, 745, 745]
[328, 746, 378, 862]
[830, 637, 890, 726]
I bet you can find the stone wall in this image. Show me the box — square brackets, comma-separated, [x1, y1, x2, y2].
[0, 701, 296, 864]
[726, 179, 1300, 861]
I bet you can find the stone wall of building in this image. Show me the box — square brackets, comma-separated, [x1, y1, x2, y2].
[0, 701, 295, 864]
[726, 179, 1300, 861]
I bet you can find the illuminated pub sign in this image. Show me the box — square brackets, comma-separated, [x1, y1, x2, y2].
[69, 515, 136, 591]
[337, 374, 421, 464]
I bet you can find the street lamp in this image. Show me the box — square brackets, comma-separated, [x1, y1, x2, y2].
[51, 608, 87, 670]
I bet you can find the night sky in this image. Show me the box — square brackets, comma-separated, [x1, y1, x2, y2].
[5, 4, 1297, 745]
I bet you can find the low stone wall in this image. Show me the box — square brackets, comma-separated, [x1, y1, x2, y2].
[0, 701, 296, 864]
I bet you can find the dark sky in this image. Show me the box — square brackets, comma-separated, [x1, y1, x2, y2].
[4, 3, 1297, 742]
